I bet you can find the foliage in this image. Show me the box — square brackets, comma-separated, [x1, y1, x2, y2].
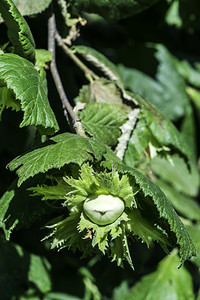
[0, 0, 200, 299]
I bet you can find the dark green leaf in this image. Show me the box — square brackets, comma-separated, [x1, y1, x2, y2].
[113, 163, 196, 264]
[0, 86, 20, 119]
[0, 0, 35, 62]
[73, 45, 123, 84]
[70, 0, 160, 22]
[28, 254, 51, 293]
[78, 103, 127, 146]
[179, 0, 200, 30]
[123, 91, 190, 165]
[155, 44, 189, 119]
[44, 293, 81, 300]
[113, 281, 130, 300]
[0, 179, 52, 238]
[123, 116, 151, 165]
[125, 250, 195, 300]
[185, 222, 200, 268]
[118, 45, 189, 121]
[155, 180, 200, 221]
[0, 53, 59, 134]
[176, 60, 200, 87]
[0, 236, 51, 299]
[115, 108, 140, 160]
[8, 133, 118, 186]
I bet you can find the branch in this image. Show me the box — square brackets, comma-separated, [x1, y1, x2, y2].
[55, 32, 99, 81]
[48, 7, 86, 137]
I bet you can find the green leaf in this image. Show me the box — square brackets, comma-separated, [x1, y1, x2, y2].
[75, 79, 124, 106]
[35, 49, 52, 93]
[35, 49, 52, 69]
[185, 222, 200, 268]
[151, 155, 199, 197]
[13, 0, 52, 16]
[78, 103, 127, 146]
[113, 281, 130, 300]
[181, 107, 198, 163]
[155, 44, 189, 119]
[115, 108, 141, 160]
[114, 163, 196, 265]
[155, 180, 200, 221]
[73, 45, 123, 84]
[123, 116, 152, 165]
[127, 209, 169, 250]
[44, 293, 81, 300]
[7, 133, 119, 186]
[0, 86, 21, 119]
[123, 91, 190, 165]
[70, 0, 160, 22]
[0, 179, 52, 239]
[0, 53, 59, 134]
[0, 235, 51, 299]
[165, 0, 182, 28]
[124, 250, 195, 300]
[28, 254, 51, 293]
[0, 190, 15, 239]
[18, 289, 41, 300]
[176, 60, 200, 88]
[118, 44, 189, 121]
[0, 0, 35, 62]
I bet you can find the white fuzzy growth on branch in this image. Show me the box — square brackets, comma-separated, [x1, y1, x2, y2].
[115, 108, 140, 160]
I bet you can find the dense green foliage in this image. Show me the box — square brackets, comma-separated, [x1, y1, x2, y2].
[0, 0, 200, 299]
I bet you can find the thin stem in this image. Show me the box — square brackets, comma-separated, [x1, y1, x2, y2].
[55, 32, 99, 81]
[48, 7, 86, 136]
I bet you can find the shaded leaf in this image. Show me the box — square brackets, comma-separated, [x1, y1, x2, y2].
[179, 0, 200, 31]
[113, 281, 130, 300]
[8, 133, 119, 186]
[73, 45, 122, 84]
[0, 179, 52, 239]
[185, 222, 200, 268]
[125, 250, 195, 300]
[70, 0, 160, 22]
[176, 60, 200, 88]
[0, 0, 35, 62]
[118, 44, 189, 121]
[123, 116, 151, 165]
[78, 103, 127, 146]
[44, 293, 81, 300]
[123, 91, 189, 165]
[75, 78, 123, 106]
[155, 44, 189, 119]
[0, 86, 20, 119]
[115, 108, 140, 160]
[155, 180, 200, 221]
[151, 155, 199, 197]
[0, 53, 59, 134]
[28, 254, 51, 293]
[0, 236, 51, 300]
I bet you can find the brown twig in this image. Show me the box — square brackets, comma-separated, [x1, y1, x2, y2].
[55, 32, 99, 81]
[48, 7, 86, 136]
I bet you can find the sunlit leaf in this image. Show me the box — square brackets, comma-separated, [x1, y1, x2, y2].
[0, 53, 59, 134]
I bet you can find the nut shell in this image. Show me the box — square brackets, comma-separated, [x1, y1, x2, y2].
[83, 194, 124, 225]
